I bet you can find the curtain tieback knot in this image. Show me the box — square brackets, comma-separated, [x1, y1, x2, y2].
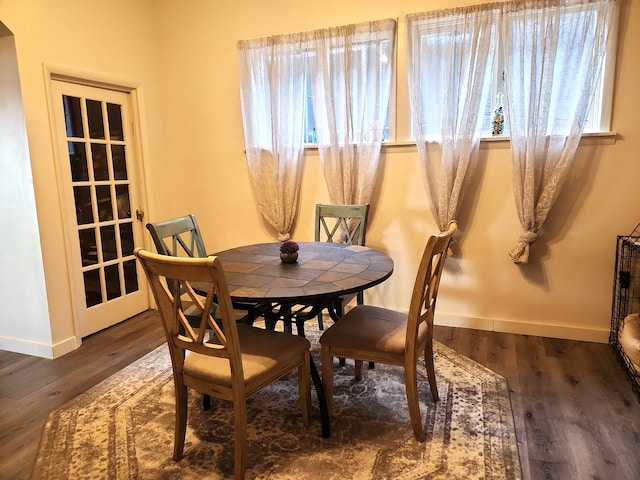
[509, 231, 538, 264]
[519, 231, 538, 244]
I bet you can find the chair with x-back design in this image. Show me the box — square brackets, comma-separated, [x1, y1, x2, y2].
[135, 248, 312, 480]
[313, 203, 369, 331]
[146, 214, 263, 326]
[320, 221, 457, 442]
[146, 214, 207, 259]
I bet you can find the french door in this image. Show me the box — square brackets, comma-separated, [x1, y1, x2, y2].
[51, 80, 149, 338]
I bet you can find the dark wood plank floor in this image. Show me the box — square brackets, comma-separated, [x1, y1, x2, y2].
[1, 311, 639, 479]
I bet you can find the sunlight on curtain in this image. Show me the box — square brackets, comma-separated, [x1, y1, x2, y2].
[407, 5, 498, 238]
[308, 19, 396, 206]
[237, 35, 308, 240]
[503, 0, 618, 263]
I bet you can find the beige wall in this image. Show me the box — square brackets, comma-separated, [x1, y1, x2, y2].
[2, 0, 639, 356]
[0, 0, 159, 356]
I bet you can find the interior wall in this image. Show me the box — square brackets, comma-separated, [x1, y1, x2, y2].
[150, 0, 640, 342]
[0, 0, 159, 357]
[0, 27, 51, 356]
[1, 0, 639, 359]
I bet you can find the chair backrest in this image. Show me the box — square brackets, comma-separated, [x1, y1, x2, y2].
[406, 221, 457, 356]
[134, 248, 244, 385]
[146, 214, 207, 258]
[315, 204, 369, 246]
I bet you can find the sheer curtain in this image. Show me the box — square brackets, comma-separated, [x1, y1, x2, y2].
[237, 35, 308, 240]
[407, 5, 498, 234]
[308, 19, 395, 206]
[502, 0, 617, 263]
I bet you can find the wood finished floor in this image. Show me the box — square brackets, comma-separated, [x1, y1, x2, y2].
[1, 310, 639, 479]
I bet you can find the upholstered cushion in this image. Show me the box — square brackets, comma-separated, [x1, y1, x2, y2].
[320, 305, 429, 364]
[183, 324, 310, 389]
[620, 314, 640, 372]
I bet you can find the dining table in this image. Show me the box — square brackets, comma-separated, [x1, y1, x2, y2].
[210, 241, 394, 438]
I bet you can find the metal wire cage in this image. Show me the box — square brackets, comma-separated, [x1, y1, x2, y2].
[610, 223, 640, 401]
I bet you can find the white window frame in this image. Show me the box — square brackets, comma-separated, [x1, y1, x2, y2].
[387, 5, 619, 145]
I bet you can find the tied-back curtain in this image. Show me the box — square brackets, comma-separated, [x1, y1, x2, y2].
[407, 5, 498, 233]
[308, 19, 396, 206]
[237, 35, 308, 241]
[502, 0, 617, 263]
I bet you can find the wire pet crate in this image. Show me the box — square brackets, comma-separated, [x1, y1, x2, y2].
[610, 223, 640, 401]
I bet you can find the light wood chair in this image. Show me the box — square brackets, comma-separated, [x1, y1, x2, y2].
[319, 221, 457, 442]
[313, 203, 370, 331]
[135, 248, 312, 480]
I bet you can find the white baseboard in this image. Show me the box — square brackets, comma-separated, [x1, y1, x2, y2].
[0, 335, 79, 359]
[435, 312, 610, 344]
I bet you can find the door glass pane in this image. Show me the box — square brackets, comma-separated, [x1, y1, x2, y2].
[68, 142, 89, 181]
[62, 95, 84, 138]
[91, 143, 109, 181]
[120, 222, 134, 256]
[107, 103, 124, 141]
[73, 186, 94, 225]
[105, 264, 121, 300]
[115, 185, 131, 219]
[111, 145, 127, 180]
[84, 268, 102, 307]
[78, 228, 98, 266]
[123, 259, 139, 293]
[96, 185, 113, 221]
[86, 99, 105, 139]
[101, 225, 118, 261]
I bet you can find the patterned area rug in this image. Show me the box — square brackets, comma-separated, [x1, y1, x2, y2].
[32, 323, 522, 479]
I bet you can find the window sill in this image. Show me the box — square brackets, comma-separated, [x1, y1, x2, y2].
[302, 131, 618, 153]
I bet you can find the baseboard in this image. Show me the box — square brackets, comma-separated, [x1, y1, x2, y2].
[435, 312, 610, 344]
[0, 334, 79, 359]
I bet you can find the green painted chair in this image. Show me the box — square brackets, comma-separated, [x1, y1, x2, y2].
[146, 214, 263, 326]
[314, 203, 370, 331]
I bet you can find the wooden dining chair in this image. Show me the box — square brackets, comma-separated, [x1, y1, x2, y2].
[146, 214, 263, 325]
[135, 248, 312, 480]
[319, 221, 457, 442]
[312, 203, 370, 331]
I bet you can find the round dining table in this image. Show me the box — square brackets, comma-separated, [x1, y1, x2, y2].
[211, 241, 394, 438]
[213, 241, 393, 308]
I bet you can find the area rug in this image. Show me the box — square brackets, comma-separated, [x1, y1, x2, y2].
[31, 323, 522, 480]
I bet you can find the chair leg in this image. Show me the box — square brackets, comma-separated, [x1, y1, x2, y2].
[424, 342, 439, 402]
[173, 382, 188, 460]
[321, 347, 334, 410]
[202, 394, 211, 410]
[317, 312, 324, 330]
[354, 292, 375, 370]
[299, 355, 312, 427]
[233, 399, 248, 480]
[404, 363, 425, 442]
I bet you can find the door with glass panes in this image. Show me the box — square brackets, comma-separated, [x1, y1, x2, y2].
[51, 80, 148, 337]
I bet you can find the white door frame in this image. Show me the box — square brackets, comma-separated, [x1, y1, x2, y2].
[43, 63, 153, 345]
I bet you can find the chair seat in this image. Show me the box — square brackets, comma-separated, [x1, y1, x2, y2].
[320, 305, 427, 365]
[184, 324, 311, 389]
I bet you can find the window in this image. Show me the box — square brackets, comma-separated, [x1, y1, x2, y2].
[305, 26, 394, 145]
[396, 0, 618, 143]
[241, 1, 618, 149]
